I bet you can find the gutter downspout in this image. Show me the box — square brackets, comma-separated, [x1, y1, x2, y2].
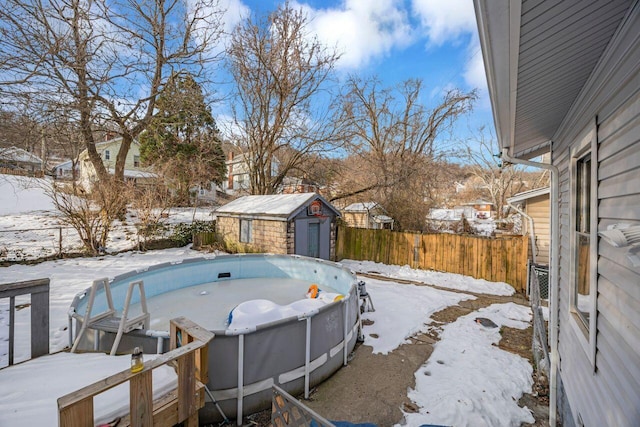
[502, 148, 559, 426]
[507, 201, 537, 265]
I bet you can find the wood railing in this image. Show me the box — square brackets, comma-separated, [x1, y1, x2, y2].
[0, 278, 50, 366]
[58, 317, 214, 427]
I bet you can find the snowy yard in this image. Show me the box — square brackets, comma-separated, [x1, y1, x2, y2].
[0, 173, 539, 426]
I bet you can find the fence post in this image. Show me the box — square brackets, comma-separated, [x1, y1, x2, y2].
[59, 227, 63, 258]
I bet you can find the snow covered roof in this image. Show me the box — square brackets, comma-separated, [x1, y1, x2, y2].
[215, 193, 339, 220]
[0, 146, 42, 164]
[462, 200, 494, 206]
[372, 214, 393, 223]
[506, 187, 550, 204]
[344, 202, 379, 212]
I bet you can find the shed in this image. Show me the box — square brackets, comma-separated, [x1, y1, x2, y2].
[215, 193, 340, 260]
[507, 188, 550, 266]
[342, 202, 394, 230]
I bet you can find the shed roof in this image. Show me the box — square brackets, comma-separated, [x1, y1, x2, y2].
[215, 193, 339, 220]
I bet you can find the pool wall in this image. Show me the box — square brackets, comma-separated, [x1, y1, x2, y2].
[69, 254, 360, 424]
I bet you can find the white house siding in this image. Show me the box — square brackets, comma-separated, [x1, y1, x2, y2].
[553, 8, 640, 426]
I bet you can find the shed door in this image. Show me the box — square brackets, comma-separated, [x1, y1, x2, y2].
[307, 222, 320, 258]
[295, 218, 330, 259]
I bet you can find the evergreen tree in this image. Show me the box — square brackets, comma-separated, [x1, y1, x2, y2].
[140, 73, 226, 205]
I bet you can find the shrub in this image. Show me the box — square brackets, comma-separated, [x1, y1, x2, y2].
[171, 221, 216, 246]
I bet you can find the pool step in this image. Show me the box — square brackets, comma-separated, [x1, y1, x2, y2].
[71, 278, 150, 355]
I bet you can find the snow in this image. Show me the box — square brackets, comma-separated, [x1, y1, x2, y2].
[214, 193, 319, 216]
[0, 174, 214, 260]
[358, 277, 474, 355]
[402, 303, 535, 427]
[341, 259, 516, 296]
[0, 352, 177, 427]
[0, 174, 56, 215]
[0, 175, 537, 426]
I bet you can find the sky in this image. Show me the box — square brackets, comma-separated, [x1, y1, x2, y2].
[214, 0, 492, 143]
[0, 174, 539, 426]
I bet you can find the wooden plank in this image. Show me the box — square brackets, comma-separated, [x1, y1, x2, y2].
[0, 278, 49, 298]
[58, 340, 205, 409]
[59, 397, 93, 427]
[177, 353, 197, 422]
[31, 289, 50, 358]
[130, 370, 153, 427]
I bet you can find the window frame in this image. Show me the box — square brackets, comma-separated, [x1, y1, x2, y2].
[568, 125, 598, 367]
[104, 150, 110, 160]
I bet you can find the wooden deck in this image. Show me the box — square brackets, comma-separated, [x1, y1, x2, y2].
[58, 317, 214, 427]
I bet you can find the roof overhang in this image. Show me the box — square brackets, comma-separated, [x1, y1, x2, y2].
[474, 0, 634, 159]
[507, 187, 551, 204]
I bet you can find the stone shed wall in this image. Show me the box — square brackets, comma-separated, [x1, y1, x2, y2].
[216, 216, 290, 254]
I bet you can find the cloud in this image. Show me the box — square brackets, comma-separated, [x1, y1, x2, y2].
[411, 0, 477, 47]
[462, 35, 488, 93]
[218, 0, 250, 33]
[411, 0, 487, 96]
[294, 0, 413, 70]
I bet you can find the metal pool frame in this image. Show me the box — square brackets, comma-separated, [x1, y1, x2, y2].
[68, 254, 360, 424]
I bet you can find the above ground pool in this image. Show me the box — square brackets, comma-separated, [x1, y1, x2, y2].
[68, 253, 360, 424]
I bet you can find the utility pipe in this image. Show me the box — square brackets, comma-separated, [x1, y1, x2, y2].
[501, 148, 559, 426]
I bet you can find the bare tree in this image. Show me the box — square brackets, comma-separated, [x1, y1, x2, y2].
[462, 129, 530, 219]
[0, 0, 224, 185]
[331, 76, 476, 230]
[44, 179, 130, 255]
[226, 2, 346, 195]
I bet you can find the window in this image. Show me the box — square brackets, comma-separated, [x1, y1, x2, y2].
[574, 153, 592, 330]
[240, 219, 252, 243]
[133, 155, 140, 167]
[570, 124, 598, 366]
[104, 150, 110, 160]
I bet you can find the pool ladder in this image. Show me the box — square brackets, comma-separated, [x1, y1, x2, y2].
[70, 278, 150, 356]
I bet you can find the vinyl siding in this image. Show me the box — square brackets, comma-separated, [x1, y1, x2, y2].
[552, 6, 640, 425]
[525, 195, 550, 264]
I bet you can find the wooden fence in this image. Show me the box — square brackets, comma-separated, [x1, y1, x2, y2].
[336, 227, 529, 293]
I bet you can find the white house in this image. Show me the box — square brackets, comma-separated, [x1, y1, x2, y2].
[475, 1, 639, 425]
[78, 137, 155, 188]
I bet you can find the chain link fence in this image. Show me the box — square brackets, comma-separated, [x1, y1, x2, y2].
[0, 221, 215, 263]
[528, 262, 550, 383]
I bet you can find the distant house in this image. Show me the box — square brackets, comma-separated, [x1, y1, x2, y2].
[280, 176, 319, 194]
[215, 193, 340, 260]
[475, 1, 639, 425]
[507, 188, 550, 266]
[51, 160, 79, 180]
[341, 202, 394, 230]
[78, 137, 155, 188]
[0, 146, 42, 173]
[221, 151, 279, 195]
[462, 200, 494, 219]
